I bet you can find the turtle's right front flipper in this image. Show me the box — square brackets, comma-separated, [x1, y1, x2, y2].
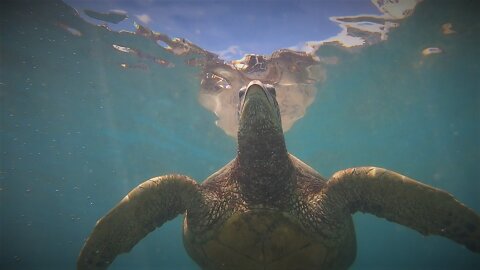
[77, 175, 201, 270]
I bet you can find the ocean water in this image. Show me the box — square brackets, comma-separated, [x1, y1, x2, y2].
[1, 0, 479, 270]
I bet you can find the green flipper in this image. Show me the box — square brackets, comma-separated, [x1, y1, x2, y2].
[322, 167, 480, 252]
[77, 175, 200, 270]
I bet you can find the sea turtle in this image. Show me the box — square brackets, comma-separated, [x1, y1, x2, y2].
[78, 80, 480, 270]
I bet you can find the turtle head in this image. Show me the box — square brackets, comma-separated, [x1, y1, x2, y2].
[238, 80, 282, 138]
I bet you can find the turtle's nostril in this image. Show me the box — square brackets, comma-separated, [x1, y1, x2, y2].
[246, 85, 267, 100]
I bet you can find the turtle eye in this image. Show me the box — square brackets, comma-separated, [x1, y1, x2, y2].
[239, 87, 246, 99]
[266, 86, 276, 97]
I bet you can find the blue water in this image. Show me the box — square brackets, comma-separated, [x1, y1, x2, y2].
[1, 0, 479, 269]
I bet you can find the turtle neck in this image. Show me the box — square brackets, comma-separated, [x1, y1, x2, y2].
[236, 122, 294, 207]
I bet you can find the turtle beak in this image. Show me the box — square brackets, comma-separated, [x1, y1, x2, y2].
[238, 80, 281, 133]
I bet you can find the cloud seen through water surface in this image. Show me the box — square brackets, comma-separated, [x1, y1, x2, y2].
[135, 14, 151, 24]
[215, 45, 245, 60]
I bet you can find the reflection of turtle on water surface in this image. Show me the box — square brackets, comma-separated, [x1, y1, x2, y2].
[199, 50, 324, 137]
[78, 81, 480, 270]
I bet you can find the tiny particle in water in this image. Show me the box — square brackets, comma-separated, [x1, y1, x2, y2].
[422, 47, 442, 56]
[155, 58, 174, 68]
[113, 44, 134, 53]
[442, 23, 455, 35]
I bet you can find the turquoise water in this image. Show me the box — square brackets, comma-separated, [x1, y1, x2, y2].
[1, 0, 479, 269]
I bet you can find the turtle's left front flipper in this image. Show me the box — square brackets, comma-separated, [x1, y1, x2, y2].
[322, 167, 480, 253]
[77, 175, 201, 269]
